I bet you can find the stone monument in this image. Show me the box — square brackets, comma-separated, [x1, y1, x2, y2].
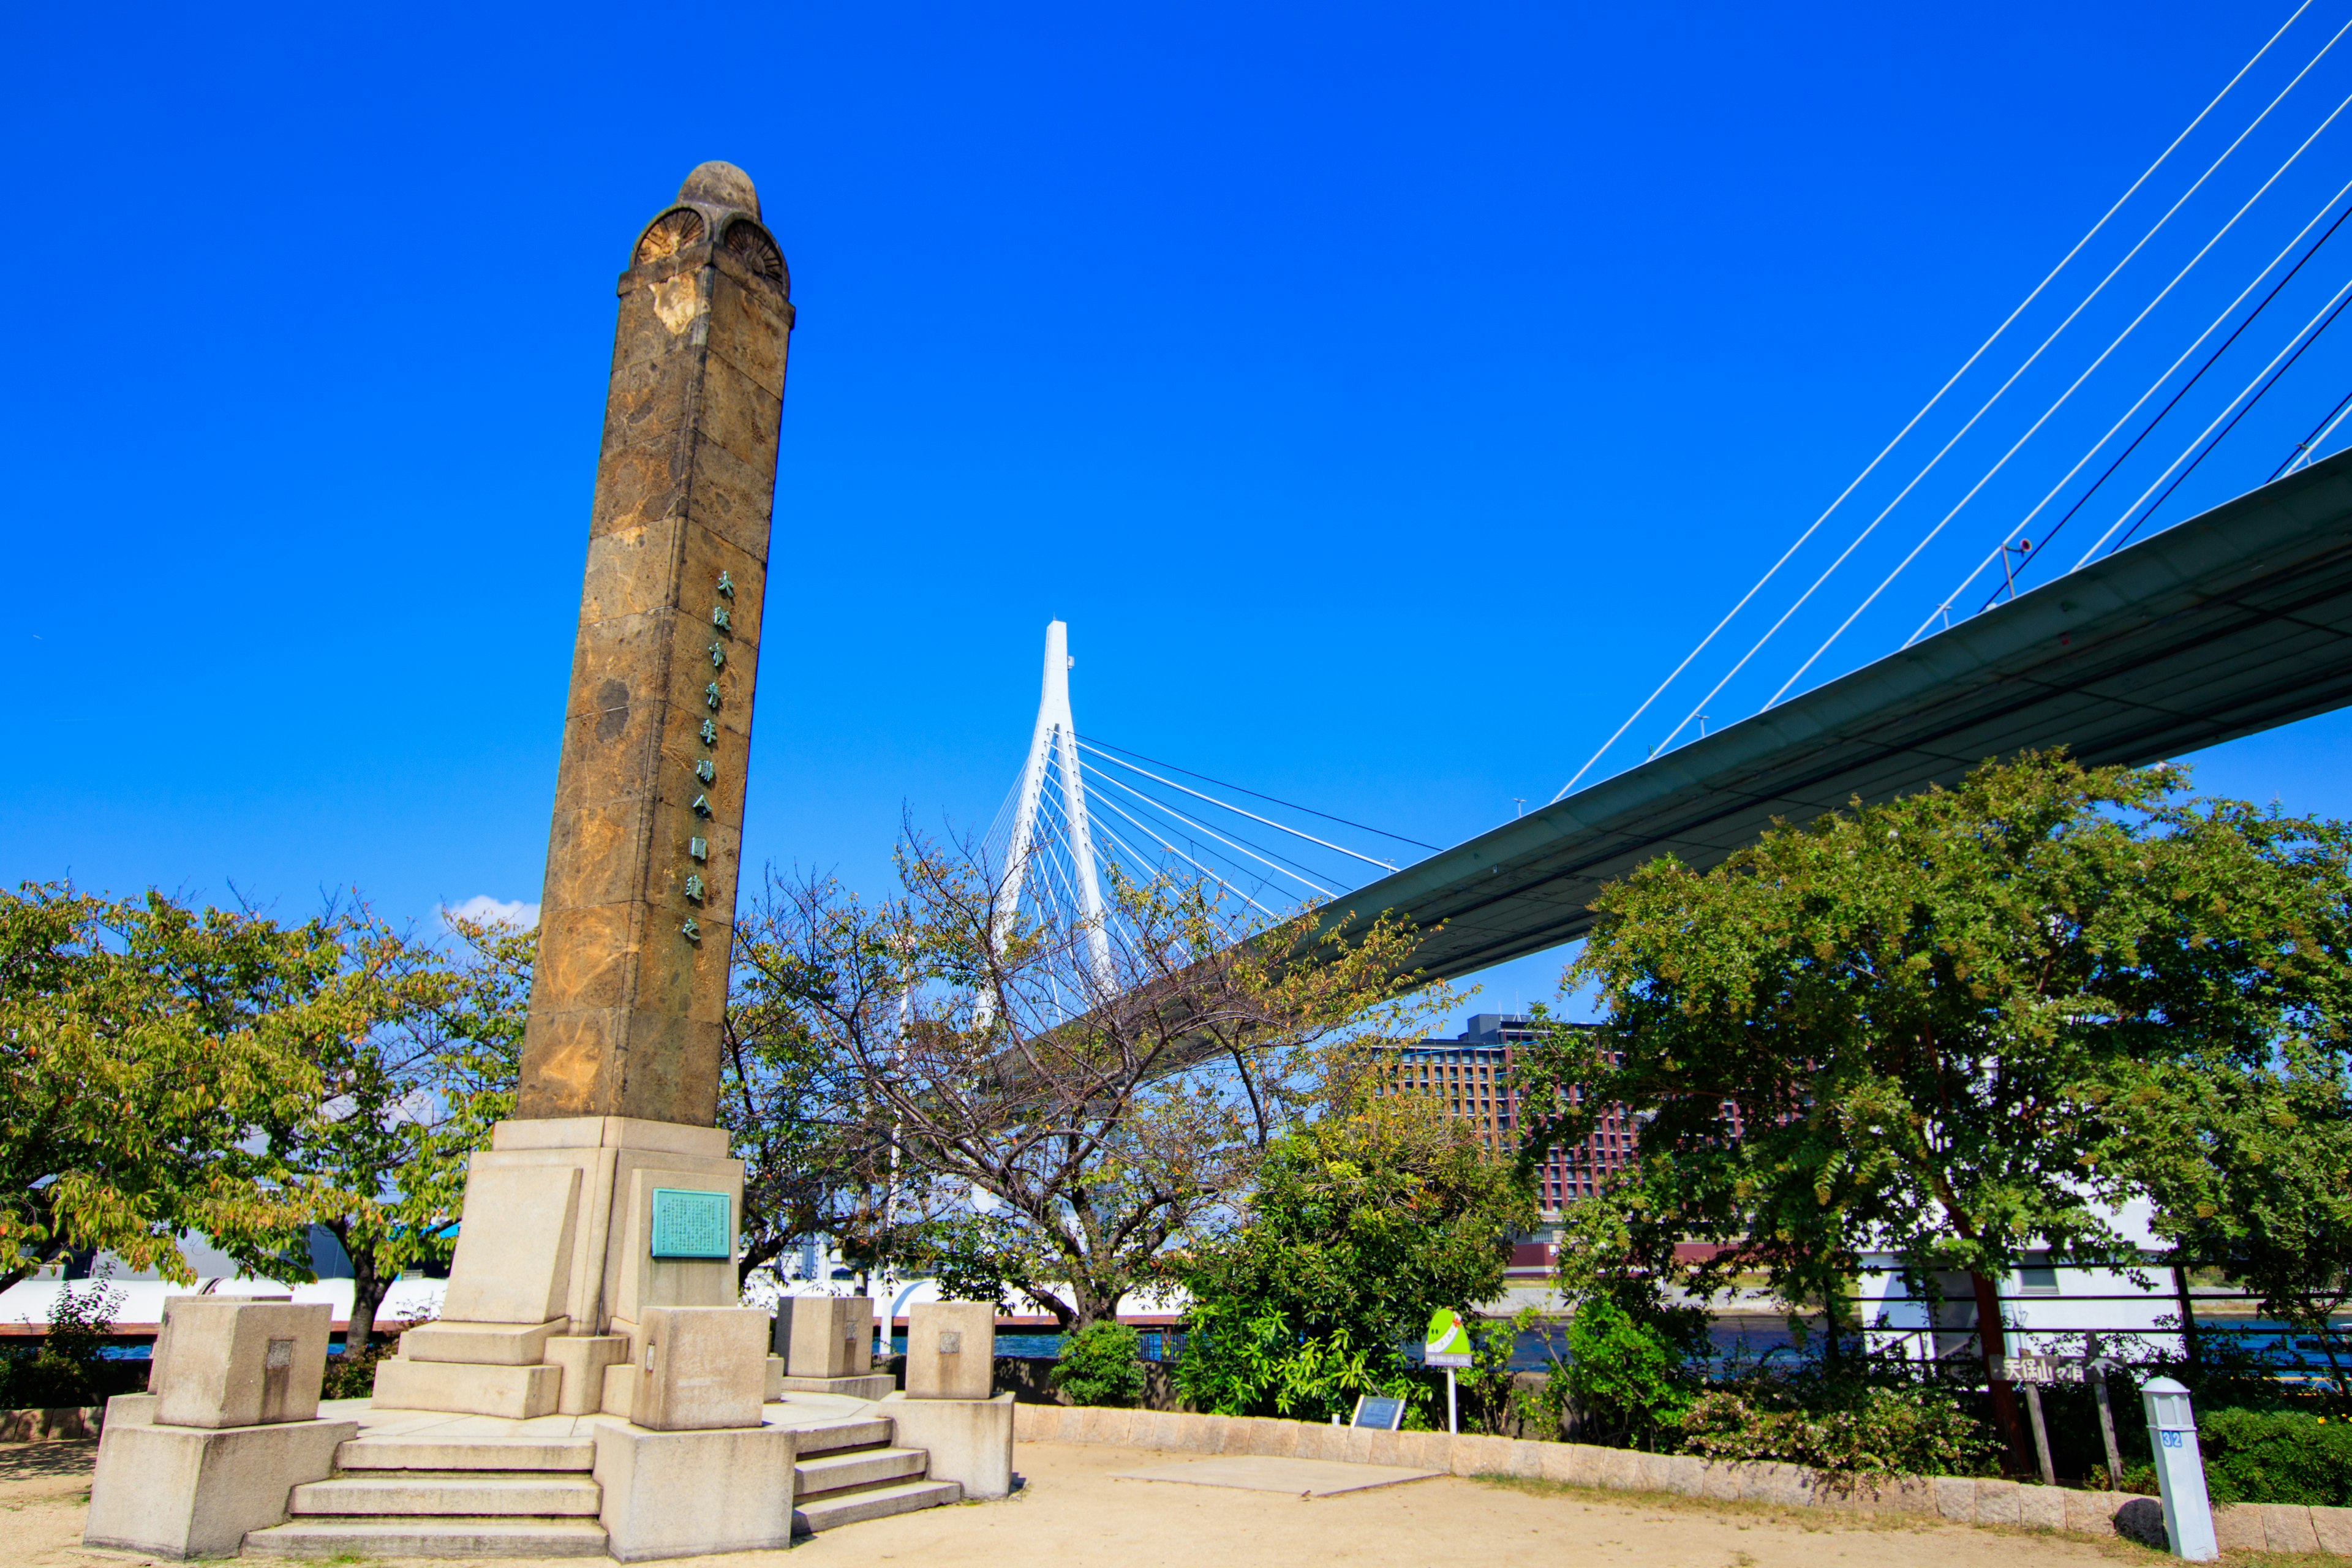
[81, 161, 805, 1563]
[371, 159, 796, 1425]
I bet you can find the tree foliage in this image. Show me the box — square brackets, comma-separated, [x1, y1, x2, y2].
[1517, 752, 2352, 1468]
[2, 884, 326, 1289]
[734, 838, 1431, 1330]
[1173, 1092, 1533, 1422]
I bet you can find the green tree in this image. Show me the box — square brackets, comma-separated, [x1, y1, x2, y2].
[1174, 1093, 1534, 1422]
[737, 843, 1430, 1331]
[260, 908, 535, 1349]
[0, 884, 326, 1289]
[2100, 1038, 2352, 1395]
[1517, 753, 2352, 1471]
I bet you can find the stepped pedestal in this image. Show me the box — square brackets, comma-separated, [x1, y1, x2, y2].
[243, 1397, 964, 1558]
[372, 1116, 746, 1422]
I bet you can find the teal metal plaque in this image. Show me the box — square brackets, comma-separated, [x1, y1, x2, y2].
[649, 1189, 731, 1260]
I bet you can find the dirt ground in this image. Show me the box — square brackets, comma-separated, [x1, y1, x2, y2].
[6, 1437, 2173, 1568]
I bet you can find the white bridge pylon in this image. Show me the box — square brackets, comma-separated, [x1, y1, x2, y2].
[993, 619, 1115, 993]
[976, 622, 1428, 1024]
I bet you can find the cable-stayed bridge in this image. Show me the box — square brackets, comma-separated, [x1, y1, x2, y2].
[979, 4, 2352, 1000]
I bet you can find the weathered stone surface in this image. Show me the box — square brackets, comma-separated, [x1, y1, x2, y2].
[594, 1419, 794, 1561]
[83, 1416, 355, 1558]
[2263, 1502, 2323, 1555]
[517, 163, 793, 1128]
[779, 1297, 873, 1380]
[2016, 1482, 2068, 1531]
[904, 1302, 994, 1399]
[631, 1306, 766, 1431]
[1974, 1479, 2021, 1526]
[2214, 1502, 2266, 1551]
[1932, 1476, 1975, 1523]
[880, 1392, 1014, 1499]
[149, 1299, 331, 1430]
[2309, 1502, 2352, 1555]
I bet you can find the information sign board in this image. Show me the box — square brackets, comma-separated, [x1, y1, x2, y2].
[1424, 1307, 1472, 1370]
[649, 1188, 733, 1260]
[1351, 1395, 1406, 1431]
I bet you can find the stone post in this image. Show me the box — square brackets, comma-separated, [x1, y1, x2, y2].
[520, 158, 794, 1126]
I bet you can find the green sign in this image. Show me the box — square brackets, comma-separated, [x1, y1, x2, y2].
[1423, 1307, 1472, 1368]
[649, 1188, 732, 1260]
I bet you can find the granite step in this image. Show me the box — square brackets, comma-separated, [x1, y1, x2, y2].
[334, 1436, 597, 1472]
[793, 1477, 963, 1534]
[244, 1516, 611, 1558]
[793, 1417, 895, 1455]
[795, 1445, 928, 1496]
[290, 1472, 603, 1517]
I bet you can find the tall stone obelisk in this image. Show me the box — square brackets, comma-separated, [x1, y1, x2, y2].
[371, 164, 796, 1423]
[520, 160, 795, 1126]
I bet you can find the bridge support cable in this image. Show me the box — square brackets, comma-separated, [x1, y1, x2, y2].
[1549, 0, 2328, 802]
[1708, 23, 2352, 726]
[1923, 178, 2352, 632]
[1077, 735, 1439, 851]
[2075, 266, 2352, 565]
[1075, 741, 1398, 871]
[2280, 386, 2352, 475]
[1769, 81, 2352, 709]
[1081, 764, 1339, 898]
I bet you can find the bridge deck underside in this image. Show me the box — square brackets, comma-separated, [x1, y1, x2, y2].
[1321, 449, 2352, 983]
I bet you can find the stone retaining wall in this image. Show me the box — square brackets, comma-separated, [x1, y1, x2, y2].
[0, 1406, 104, 1442]
[1011, 1402, 2352, 1555]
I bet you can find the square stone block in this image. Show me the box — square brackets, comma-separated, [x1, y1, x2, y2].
[150, 1299, 330, 1430]
[2017, 1482, 2068, 1531]
[2263, 1502, 2323, 1555]
[781, 1295, 873, 1379]
[594, 1420, 796, 1561]
[83, 1415, 355, 1558]
[441, 1163, 583, 1325]
[2308, 1503, 2352, 1555]
[881, 1392, 1014, 1499]
[904, 1301, 994, 1399]
[632, 1306, 766, 1431]
[2214, 1503, 2266, 1551]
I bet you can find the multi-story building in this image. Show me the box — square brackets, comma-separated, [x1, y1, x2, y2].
[1370, 1012, 1640, 1216]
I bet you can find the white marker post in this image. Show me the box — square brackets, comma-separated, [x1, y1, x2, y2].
[1424, 1308, 1473, 1436]
[2140, 1377, 2218, 1561]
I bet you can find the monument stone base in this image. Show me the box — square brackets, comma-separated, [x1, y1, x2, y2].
[593, 1422, 797, 1561]
[878, 1392, 1015, 1500]
[83, 1395, 355, 1559]
[373, 1116, 748, 1421]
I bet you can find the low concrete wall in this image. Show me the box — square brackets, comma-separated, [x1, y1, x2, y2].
[1011, 1403, 2352, 1554]
[0, 1406, 104, 1442]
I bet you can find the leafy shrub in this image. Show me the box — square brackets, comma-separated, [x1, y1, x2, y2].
[1562, 1298, 1695, 1449]
[1678, 1381, 1999, 1479]
[1051, 1321, 1147, 1408]
[0, 1279, 143, 1408]
[2198, 1407, 2352, 1506]
[322, 1338, 398, 1401]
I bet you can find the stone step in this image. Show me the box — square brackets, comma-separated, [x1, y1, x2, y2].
[793, 1417, 895, 1455]
[793, 1477, 963, 1534]
[794, 1446, 926, 1497]
[290, 1473, 603, 1518]
[335, 1436, 596, 1472]
[245, 1516, 611, 1558]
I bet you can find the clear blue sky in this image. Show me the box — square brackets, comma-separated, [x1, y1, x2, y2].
[9, 1, 2352, 1029]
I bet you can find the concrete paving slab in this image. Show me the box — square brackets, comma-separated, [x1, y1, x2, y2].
[1114, 1455, 1441, 1496]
